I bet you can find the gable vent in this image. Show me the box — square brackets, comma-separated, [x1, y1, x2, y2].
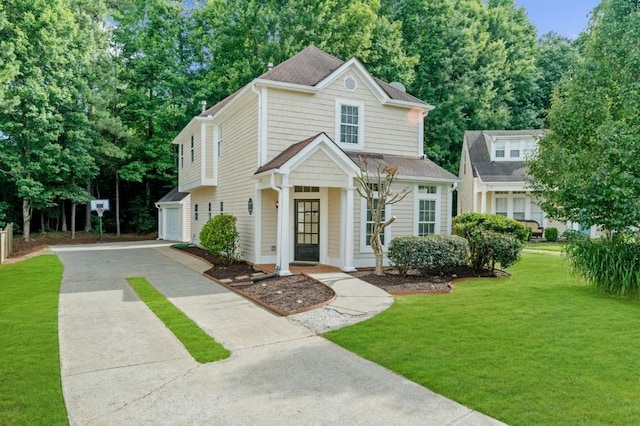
[344, 76, 357, 91]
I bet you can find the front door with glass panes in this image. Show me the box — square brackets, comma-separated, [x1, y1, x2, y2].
[294, 199, 320, 262]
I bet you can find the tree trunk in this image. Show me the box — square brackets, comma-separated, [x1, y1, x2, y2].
[61, 200, 68, 232]
[22, 199, 32, 241]
[40, 211, 45, 234]
[115, 172, 121, 237]
[71, 202, 76, 240]
[371, 233, 385, 276]
[84, 183, 92, 232]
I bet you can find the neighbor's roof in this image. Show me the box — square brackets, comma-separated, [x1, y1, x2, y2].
[157, 187, 189, 203]
[199, 45, 425, 118]
[465, 130, 544, 183]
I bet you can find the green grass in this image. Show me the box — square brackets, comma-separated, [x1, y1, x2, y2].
[126, 277, 230, 363]
[0, 255, 68, 425]
[525, 241, 564, 252]
[326, 254, 640, 425]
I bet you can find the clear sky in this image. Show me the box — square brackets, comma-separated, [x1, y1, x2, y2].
[514, 0, 601, 38]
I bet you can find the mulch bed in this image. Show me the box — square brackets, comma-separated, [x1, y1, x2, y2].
[176, 246, 335, 315]
[176, 245, 506, 310]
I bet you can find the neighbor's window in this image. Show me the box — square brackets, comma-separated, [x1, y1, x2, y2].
[494, 141, 505, 158]
[194, 204, 199, 221]
[513, 197, 526, 221]
[495, 198, 508, 216]
[530, 200, 543, 225]
[190, 135, 195, 162]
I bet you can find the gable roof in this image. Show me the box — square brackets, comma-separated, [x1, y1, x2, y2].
[465, 130, 544, 182]
[157, 187, 189, 203]
[199, 46, 428, 119]
[254, 133, 325, 174]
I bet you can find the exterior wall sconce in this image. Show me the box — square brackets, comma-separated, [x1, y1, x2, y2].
[273, 201, 279, 209]
[248, 198, 253, 215]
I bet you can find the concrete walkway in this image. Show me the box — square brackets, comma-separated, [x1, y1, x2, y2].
[53, 241, 504, 425]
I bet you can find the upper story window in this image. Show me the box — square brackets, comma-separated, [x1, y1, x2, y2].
[216, 124, 223, 157]
[179, 144, 184, 169]
[335, 99, 364, 149]
[190, 135, 195, 162]
[492, 139, 537, 161]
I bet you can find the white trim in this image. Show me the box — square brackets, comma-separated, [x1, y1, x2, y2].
[413, 184, 441, 236]
[200, 124, 207, 181]
[359, 196, 391, 253]
[335, 98, 365, 150]
[260, 87, 268, 166]
[253, 184, 262, 264]
[418, 110, 425, 157]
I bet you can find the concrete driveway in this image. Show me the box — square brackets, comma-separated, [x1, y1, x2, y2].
[53, 241, 503, 425]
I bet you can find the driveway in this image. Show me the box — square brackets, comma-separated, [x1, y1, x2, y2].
[53, 241, 503, 425]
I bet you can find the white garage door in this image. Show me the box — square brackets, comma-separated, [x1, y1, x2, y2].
[164, 207, 181, 241]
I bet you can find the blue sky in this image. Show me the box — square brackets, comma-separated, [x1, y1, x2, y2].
[515, 0, 600, 38]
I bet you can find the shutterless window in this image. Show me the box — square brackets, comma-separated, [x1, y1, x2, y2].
[294, 186, 319, 193]
[530, 200, 543, 225]
[418, 185, 437, 194]
[510, 143, 520, 158]
[190, 135, 195, 162]
[180, 144, 184, 169]
[513, 197, 526, 220]
[365, 198, 384, 246]
[494, 141, 505, 158]
[523, 140, 536, 158]
[418, 199, 436, 235]
[217, 124, 223, 157]
[340, 104, 359, 144]
[194, 204, 199, 221]
[495, 198, 507, 216]
[208, 202, 212, 220]
[219, 201, 224, 213]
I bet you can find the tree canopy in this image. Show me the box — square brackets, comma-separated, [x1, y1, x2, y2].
[528, 0, 640, 232]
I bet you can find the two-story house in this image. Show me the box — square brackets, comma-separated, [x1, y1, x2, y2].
[157, 46, 458, 274]
[457, 130, 568, 234]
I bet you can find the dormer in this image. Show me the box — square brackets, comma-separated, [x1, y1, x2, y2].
[488, 134, 537, 162]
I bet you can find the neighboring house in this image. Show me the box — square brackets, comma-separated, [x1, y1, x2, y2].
[162, 46, 458, 274]
[457, 130, 567, 234]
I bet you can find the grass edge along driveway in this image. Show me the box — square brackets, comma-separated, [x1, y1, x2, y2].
[0, 255, 68, 425]
[326, 253, 640, 425]
[127, 277, 230, 363]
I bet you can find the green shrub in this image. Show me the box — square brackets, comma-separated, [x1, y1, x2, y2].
[453, 212, 531, 243]
[388, 235, 469, 275]
[564, 233, 640, 296]
[544, 227, 558, 242]
[199, 214, 240, 265]
[467, 230, 522, 271]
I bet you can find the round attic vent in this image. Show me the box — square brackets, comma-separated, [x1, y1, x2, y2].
[344, 76, 357, 91]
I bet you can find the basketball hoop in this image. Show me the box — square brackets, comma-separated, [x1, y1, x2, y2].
[97, 208, 105, 217]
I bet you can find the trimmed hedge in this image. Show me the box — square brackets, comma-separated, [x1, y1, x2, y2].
[544, 227, 558, 242]
[453, 212, 531, 243]
[388, 235, 469, 276]
[199, 214, 240, 265]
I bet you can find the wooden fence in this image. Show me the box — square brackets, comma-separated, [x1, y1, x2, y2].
[0, 223, 14, 264]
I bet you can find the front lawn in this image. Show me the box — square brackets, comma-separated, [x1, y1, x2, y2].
[0, 255, 68, 425]
[525, 241, 564, 252]
[326, 253, 640, 425]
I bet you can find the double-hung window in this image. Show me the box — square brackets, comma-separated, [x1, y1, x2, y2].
[179, 144, 184, 169]
[495, 197, 508, 216]
[494, 141, 505, 158]
[365, 198, 384, 246]
[336, 99, 364, 149]
[512, 197, 526, 220]
[417, 185, 438, 236]
[190, 135, 195, 162]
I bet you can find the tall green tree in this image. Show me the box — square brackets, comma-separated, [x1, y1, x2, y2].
[0, 4, 18, 112]
[0, 0, 100, 239]
[528, 0, 640, 232]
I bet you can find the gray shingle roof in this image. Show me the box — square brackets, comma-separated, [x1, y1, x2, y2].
[465, 130, 544, 182]
[347, 151, 458, 181]
[254, 133, 328, 174]
[157, 187, 189, 203]
[199, 46, 426, 119]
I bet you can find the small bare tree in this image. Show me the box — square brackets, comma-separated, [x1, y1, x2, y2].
[355, 157, 410, 275]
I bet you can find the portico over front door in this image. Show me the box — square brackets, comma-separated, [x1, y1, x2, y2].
[294, 199, 319, 262]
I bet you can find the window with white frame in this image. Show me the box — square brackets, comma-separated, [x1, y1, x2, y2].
[495, 197, 508, 216]
[530, 200, 543, 225]
[194, 204, 199, 221]
[365, 198, 385, 246]
[179, 144, 184, 169]
[190, 135, 195, 162]
[216, 124, 223, 157]
[513, 197, 526, 220]
[417, 185, 438, 236]
[492, 139, 537, 161]
[208, 202, 212, 220]
[336, 99, 363, 148]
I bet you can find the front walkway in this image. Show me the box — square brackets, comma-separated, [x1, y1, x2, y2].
[53, 241, 504, 425]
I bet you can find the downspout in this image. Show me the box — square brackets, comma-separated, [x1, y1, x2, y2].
[270, 172, 282, 275]
[448, 182, 458, 235]
[251, 84, 264, 167]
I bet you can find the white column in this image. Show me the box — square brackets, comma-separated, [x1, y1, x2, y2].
[342, 186, 356, 272]
[480, 187, 487, 214]
[278, 181, 292, 276]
